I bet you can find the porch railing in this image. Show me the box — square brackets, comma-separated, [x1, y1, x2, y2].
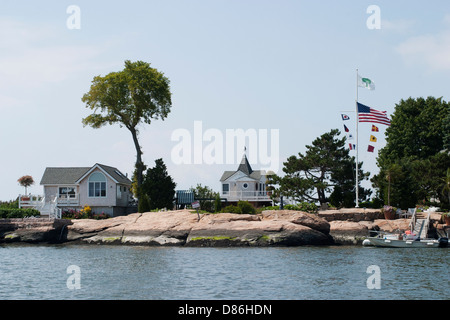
[221, 191, 272, 201]
[18, 194, 62, 219]
[56, 194, 80, 206]
[18, 194, 44, 208]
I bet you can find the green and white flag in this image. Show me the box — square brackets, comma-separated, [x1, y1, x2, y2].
[358, 74, 375, 90]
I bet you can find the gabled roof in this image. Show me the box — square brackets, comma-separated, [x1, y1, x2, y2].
[40, 163, 131, 186]
[220, 154, 265, 182]
[220, 170, 264, 182]
[40, 167, 90, 185]
[75, 163, 131, 185]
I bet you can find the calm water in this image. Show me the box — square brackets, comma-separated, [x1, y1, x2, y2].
[0, 244, 448, 300]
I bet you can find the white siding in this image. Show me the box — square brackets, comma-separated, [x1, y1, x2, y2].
[78, 168, 117, 207]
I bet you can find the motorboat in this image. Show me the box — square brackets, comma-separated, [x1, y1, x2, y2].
[363, 208, 448, 248]
[364, 233, 447, 248]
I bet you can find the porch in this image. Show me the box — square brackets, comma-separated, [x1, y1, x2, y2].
[221, 191, 272, 202]
[18, 194, 72, 219]
[19, 194, 80, 208]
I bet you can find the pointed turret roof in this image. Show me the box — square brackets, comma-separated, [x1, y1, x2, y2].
[220, 151, 267, 182]
[237, 153, 253, 175]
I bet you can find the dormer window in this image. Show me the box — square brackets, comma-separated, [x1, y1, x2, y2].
[88, 172, 106, 197]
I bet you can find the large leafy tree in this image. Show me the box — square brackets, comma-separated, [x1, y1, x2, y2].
[81, 60, 172, 207]
[272, 129, 370, 207]
[141, 158, 176, 211]
[372, 96, 450, 208]
[378, 97, 449, 161]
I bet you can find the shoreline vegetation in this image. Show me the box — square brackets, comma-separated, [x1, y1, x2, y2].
[0, 208, 447, 247]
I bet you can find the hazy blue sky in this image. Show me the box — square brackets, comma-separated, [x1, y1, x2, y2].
[1, 0, 450, 201]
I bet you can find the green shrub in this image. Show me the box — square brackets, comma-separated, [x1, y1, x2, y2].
[0, 208, 40, 219]
[138, 193, 151, 213]
[221, 201, 256, 214]
[262, 205, 279, 210]
[0, 199, 19, 209]
[285, 202, 318, 213]
[237, 201, 256, 214]
[222, 205, 241, 214]
[260, 202, 318, 214]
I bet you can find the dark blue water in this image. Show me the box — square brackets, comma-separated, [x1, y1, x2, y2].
[0, 244, 448, 300]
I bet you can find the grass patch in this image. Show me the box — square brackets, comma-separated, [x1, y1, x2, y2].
[102, 237, 121, 242]
[190, 236, 237, 241]
[257, 235, 271, 242]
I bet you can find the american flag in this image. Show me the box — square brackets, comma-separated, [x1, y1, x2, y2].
[357, 102, 391, 126]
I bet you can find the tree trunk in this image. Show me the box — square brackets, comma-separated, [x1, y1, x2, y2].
[387, 175, 391, 206]
[130, 127, 144, 201]
[317, 187, 326, 206]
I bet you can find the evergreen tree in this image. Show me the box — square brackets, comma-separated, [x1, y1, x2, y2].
[273, 129, 370, 207]
[444, 107, 450, 151]
[214, 193, 222, 213]
[141, 158, 176, 210]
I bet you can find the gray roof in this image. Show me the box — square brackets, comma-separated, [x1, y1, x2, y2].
[220, 170, 264, 182]
[94, 163, 132, 185]
[40, 164, 131, 185]
[220, 154, 264, 181]
[237, 154, 253, 175]
[40, 167, 90, 185]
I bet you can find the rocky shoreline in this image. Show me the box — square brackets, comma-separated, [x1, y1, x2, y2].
[0, 208, 445, 246]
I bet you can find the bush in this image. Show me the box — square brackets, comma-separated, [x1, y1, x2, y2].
[0, 208, 40, 219]
[260, 202, 318, 214]
[62, 206, 109, 220]
[0, 199, 19, 209]
[285, 202, 318, 213]
[237, 201, 256, 214]
[221, 201, 256, 214]
[138, 193, 151, 213]
[222, 205, 241, 214]
[92, 212, 109, 220]
[262, 205, 280, 210]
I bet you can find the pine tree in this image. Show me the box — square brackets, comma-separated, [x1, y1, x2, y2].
[273, 129, 370, 207]
[141, 158, 176, 210]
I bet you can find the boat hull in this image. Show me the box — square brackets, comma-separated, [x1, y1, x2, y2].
[367, 237, 441, 248]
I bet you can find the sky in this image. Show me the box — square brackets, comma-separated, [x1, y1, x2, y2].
[1, 0, 450, 201]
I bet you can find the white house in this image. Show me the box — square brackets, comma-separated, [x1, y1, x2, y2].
[21, 163, 134, 217]
[220, 153, 272, 207]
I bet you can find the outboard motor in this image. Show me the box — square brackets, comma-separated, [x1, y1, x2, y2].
[438, 237, 448, 248]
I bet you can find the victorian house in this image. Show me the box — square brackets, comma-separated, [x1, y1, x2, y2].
[220, 154, 272, 207]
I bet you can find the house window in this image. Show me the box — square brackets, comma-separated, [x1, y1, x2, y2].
[242, 183, 248, 189]
[117, 185, 122, 198]
[222, 184, 229, 194]
[59, 187, 76, 198]
[88, 172, 106, 197]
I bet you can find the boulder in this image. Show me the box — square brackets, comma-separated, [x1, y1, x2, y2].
[329, 221, 369, 245]
[0, 218, 71, 243]
[372, 219, 410, 233]
[261, 210, 330, 234]
[318, 208, 382, 222]
[187, 213, 332, 246]
[64, 209, 334, 246]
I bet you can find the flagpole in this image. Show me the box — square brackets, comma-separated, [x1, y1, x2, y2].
[355, 68, 359, 208]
